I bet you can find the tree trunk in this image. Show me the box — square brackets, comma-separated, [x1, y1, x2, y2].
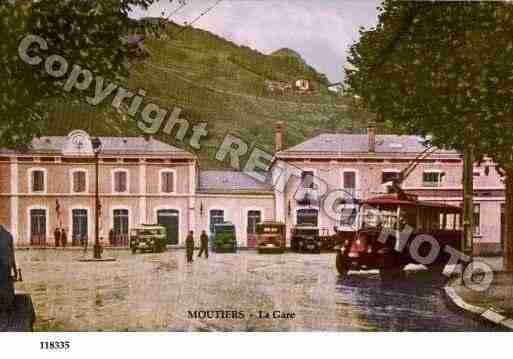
[504, 168, 513, 271]
[462, 146, 474, 256]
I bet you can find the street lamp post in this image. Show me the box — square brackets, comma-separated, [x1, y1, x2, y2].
[91, 138, 103, 260]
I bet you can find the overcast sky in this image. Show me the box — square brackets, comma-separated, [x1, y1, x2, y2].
[130, 0, 381, 83]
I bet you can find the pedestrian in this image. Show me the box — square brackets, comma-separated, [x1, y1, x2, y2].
[186, 231, 195, 263]
[82, 234, 88, 252]
[198, 230, 209, 259]
[109, 229, 114, 246]
[54, 227, 61, 248]
[61, 229, 67, 248]
[0, 225, 17, 314]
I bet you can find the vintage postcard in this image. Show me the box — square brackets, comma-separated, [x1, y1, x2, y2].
[1, 0, 513, 349]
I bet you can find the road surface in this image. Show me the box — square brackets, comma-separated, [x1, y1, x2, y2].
[14, 249, 499, 331]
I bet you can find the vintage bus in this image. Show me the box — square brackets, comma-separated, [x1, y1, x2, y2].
[335, 192, 462, 280]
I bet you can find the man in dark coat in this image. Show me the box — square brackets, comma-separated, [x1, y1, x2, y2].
[0, 225, 17, 313]
[198, 230, 209, 259]
[61, 229, 68, 248]
[54, 228, 61, 248]
[186, 231, 195, 263]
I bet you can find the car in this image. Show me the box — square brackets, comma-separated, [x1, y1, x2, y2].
[291, 226, 321, 253]
[213, 223, 237, 253]
[256, 222, 286, 254]
[129, 225, 167, 254]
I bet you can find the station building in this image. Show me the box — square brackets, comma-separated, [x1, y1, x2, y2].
[0, 127, 505, 255]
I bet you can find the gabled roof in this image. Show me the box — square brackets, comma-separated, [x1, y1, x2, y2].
[278, 134, 457, 156]
[199, 171, 273, 193]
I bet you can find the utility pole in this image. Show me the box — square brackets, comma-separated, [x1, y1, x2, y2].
[505, 168, 513, 271]
[92, 138, 103, 260]
[462, 145, 474, 257]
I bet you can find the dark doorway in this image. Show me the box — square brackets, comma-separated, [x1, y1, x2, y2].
[30, 209, 46, 246]
[72, 209, 88, 246]
[157, 209, 179, 245]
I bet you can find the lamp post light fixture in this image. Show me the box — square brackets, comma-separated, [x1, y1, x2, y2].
[91, 137, 103, 260]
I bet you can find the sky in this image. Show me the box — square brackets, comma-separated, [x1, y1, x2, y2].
[130, 0, 381, 83]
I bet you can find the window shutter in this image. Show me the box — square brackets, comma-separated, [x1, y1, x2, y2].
[123, 172, 128, 192]
[162, 172, 174, 193]
[74, 172, 86, 192]
[115, 171, 127, 192]
[80, 172, 86, 192]
[169, 173, 174, 192]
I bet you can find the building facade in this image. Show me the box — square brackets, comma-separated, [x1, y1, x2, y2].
[0, 130, 198, 247]
[272, 125, 504, 255]
[0, 127, 506, 254]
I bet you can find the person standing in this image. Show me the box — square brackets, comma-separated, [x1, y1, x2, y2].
[0, 225, 17, 313]
[54, 228, 61, 248]
[198, 230, 209, 259]
[186, 231, 195, 263]
[61, 229, 68, 248]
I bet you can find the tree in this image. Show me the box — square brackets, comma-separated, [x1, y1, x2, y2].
[345, 1, 513, 270]
[0, 0, 167, 148]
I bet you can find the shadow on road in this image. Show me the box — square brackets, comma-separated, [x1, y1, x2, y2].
[333, 269, 502, 331]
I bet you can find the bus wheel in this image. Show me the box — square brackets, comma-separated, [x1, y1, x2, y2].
[428, 264, 446, 276]
[336, 252, 349, 276]
[379, 266, 404, 281]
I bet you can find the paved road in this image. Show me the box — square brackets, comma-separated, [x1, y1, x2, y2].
[14, 249, 498, 331]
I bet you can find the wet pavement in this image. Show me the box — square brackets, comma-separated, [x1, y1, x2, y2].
[14, 249, 498, 331]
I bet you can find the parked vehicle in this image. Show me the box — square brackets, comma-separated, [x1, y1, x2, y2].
[335, 192, 462, 280]
[213, 223, 237, 253]
[257, 222, 286, 254]
[323, 228, 354, 251]
[291, 226, 321, 253]
[130, 225, 167, 254]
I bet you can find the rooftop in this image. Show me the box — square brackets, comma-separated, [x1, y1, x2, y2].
[278, 133, 457, 156]
[199, 171, 272, 193]
[0, 131, 194, 158]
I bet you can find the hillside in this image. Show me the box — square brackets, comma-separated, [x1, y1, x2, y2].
[45, 20, 372, 168]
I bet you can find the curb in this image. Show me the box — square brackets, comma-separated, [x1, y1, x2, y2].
[444, 279, 513, 331]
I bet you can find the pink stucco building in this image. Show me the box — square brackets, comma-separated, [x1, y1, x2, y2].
[272, 124, 504, 255]
[0, 126, 505, 255]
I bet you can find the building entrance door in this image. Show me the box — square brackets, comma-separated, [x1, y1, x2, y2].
[157, 210, 179, 245]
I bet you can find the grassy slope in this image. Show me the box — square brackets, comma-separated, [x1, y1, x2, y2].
[46, 22, 371, 168]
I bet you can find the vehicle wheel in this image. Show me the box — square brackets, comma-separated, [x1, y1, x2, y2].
[428, 264, 446, 276]
[131, 247, 137, 254]
[379, 266, 404, 281]
[336, 252, 349, 276]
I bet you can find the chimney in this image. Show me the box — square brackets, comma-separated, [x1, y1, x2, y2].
[367, 124, 376, 153]
[275, 122, 284, 153]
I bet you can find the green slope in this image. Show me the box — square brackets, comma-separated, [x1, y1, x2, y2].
[46, 21, 372, 168]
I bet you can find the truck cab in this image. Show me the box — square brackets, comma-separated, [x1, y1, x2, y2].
[291, 226, 321, 253]
[213, 223, 237, 253]
[130, 225, 167, 254]
[256, 222, 286, 254]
